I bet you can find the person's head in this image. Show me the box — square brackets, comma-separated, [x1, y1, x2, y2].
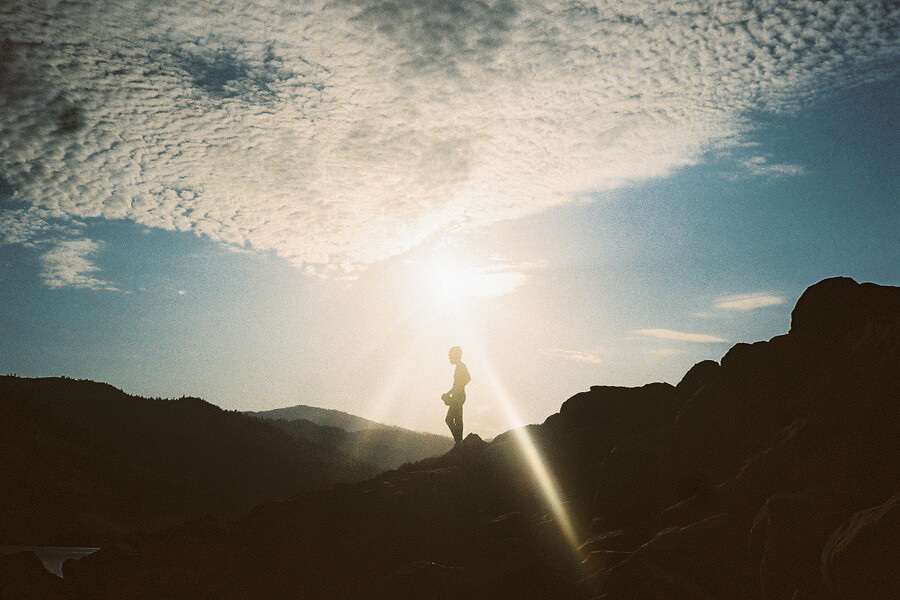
[448, 346, 462, 364]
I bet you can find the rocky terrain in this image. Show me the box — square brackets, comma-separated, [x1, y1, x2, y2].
[2, 277, 897, 599]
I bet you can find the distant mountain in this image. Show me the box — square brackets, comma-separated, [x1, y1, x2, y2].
[249, 406, 455, 472]
[0, 378, 380, 546]
[249, 404, 385, 432]
[38, 277, 899, 600]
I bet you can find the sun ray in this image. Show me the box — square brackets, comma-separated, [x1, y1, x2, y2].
[465, 339, 584, 562]
[394, 245, 584, 560]
[363, 312, 430, 428]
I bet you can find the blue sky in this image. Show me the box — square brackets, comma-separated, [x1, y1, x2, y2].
[1, 1, 897, 436]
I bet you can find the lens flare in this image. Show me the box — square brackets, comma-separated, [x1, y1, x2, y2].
[467, 343, 583, 559]
[364, 319, 429, 427]
[382, 256, 584, 562]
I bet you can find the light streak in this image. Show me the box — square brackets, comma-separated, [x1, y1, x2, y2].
[467, 342, 584, 559]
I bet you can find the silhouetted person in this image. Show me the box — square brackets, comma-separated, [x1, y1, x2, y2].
[442, 346, 470, 444]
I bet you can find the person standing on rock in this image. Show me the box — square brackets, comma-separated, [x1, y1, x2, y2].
[442, 346, 470, 444]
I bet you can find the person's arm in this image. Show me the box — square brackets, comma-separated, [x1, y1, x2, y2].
[443, 375, 454, 400]
[446, 375, 457, 397]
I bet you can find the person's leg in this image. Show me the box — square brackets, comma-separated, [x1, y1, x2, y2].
[446, 406, 458, 442]
[446, 405, 462, 443]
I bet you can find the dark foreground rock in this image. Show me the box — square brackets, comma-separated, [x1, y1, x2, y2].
[0, 551, 64, 600]
[10, 277, 898, 599]
[821, 490, 900, 600]
[748, 493, 836, 600]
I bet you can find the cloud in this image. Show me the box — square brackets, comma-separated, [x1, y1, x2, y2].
[1, 207, 117, 289]
[0, 206, 74, 247]
[634, 329, 727, 344]
[545, 348, 604, 365]
[646, 348, 689, 357]
[716, 293, 787, 311]
[39, 238, 117, 290]
[1, 1, 897, 272]
[723, 153, 806, 180]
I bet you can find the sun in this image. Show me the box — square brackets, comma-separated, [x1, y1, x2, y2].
[422, 259, 475, 306]
[420, 256, 526, 308]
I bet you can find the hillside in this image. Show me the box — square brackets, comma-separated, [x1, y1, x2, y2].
[5, 277, 899, 600]
[250, 408, 454, 472]
[249, 404, 386, 432]
[0, 378, 380, 546]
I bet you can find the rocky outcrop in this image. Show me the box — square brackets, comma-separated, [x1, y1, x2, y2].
[821, 490, 900, 600]
[5, 277, 897, 599]
[748, 494, 835, 600]
[790, 277, 900, 343]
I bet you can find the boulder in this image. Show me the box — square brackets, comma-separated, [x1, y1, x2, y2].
[598, 556, 715, 600]
[788, 277, 900, 417]
[580, 528, 644, 554]
[442, 433, 488, 463]
[475, 427, 570, 516]
[659, 480, 726, 530]
[622, 513, 750, 600]
[580, 549, 630, 574]
[591, 432, 672, 530]
[479, 512, 534, 541]
[374, 561, 471, 600]
[0, 551, 64, 600]
[728, 416, 900, 524]
[673, 335, 801, 487]
[821, 490, 900, 600]
[575, 550, 631, 599]
[748, 494, 834, 600]
[790, 277, 900, 343]
[674, 360, 720, 405]
[544, 383, 676, 470]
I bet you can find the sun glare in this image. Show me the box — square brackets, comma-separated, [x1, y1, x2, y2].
[420, 257, 526, 308]
[389, 253, 583, 561]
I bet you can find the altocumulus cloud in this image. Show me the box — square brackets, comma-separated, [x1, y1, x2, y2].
[0, 207, 73, 247]
[1, 0, 898, 275]
[39, 238, 116, 291]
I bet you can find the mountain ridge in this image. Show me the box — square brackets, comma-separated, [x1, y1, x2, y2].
[255, 415, 455, 473]
[248, 404, 390, 432]
[0, 378, 455, 546]
[0, 377, 383, 545]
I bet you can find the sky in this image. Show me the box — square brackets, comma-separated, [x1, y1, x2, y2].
[0, 0, 897, 438]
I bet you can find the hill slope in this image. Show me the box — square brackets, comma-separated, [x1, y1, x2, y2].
[0, 378, 380, 545]
[249, 404, 385, 431]
[249, 407, 454, 472]
[9, 277, 899, 600]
